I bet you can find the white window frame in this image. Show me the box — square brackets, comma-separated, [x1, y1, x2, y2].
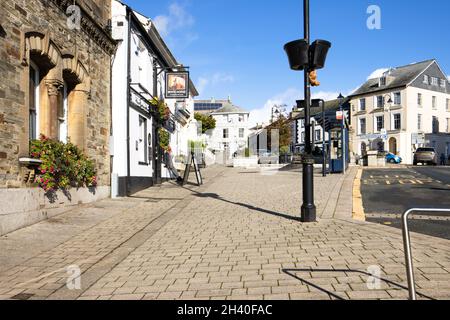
[358, 117, 367, 135]
[418, 93, 423, 107]
[138, 116, 148, 164]
[239, 128, 245, 138]
[58, 82, 68, 143]
[418, 114, 422, 131]
[393, 92, 401, 105]
[359, 98, 366, 111]
[376, 95, 384, 109]
[374, 114, 384, 133]
[29, 61, 40, 141]
[392, 113, 401, 131]
[423, 75, 429, 84]
[446, 99, 450, 112]
[440, 79, 446, 88]
[431, 77, 438, 86]
[315, 129, 321, 142]
[432, 96, 437, 110]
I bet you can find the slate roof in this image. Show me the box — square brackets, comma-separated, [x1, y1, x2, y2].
[211, 102, 249, 114]
[348, 59, 435, 97]
[292, 98, 350, 120]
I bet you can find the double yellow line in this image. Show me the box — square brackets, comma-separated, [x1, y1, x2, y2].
[352, 169, 366, 221]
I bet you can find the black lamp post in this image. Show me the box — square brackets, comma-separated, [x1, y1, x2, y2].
[337, 93, 346, 174]
[284, 0, 331, 222]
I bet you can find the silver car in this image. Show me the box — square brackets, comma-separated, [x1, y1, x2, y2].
[413, 148, 438, 166]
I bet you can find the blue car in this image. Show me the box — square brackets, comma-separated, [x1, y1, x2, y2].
[386, 153, 402, 164]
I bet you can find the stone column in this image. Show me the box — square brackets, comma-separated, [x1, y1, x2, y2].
[44, 79, 63, 140]
[68, 83, 90, 151]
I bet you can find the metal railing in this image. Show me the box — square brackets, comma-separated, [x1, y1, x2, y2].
[402, 208, 450, 300]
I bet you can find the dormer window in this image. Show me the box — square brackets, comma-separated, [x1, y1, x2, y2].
[379, 77, 386, 86]
[423, 75, 429, 84]
[431, 77, 438, 86]
[440, 79, 446, 88]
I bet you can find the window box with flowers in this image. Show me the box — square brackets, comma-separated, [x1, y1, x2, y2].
[29, 135, 98, 193]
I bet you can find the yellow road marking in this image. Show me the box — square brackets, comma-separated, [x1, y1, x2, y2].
[353, 169, 366, 222]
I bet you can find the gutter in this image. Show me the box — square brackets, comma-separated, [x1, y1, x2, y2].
[126, 9, 132, 196]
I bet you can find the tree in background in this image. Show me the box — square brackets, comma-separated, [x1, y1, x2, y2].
[194, 113, 217, 134]
[266, 115, 292, 154]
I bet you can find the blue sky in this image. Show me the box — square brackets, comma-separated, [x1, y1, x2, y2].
[123, 0, 450, 125]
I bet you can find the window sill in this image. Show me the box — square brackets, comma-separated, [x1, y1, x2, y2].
[19, 158, 43, 167]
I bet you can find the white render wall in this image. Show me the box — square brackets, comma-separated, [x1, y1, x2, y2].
[111, 1, 129, 178]
[351, 86, 450, 164]
[207, 112, 251, 158]
[111, 1, 156, 189]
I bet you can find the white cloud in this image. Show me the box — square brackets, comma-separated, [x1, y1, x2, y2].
[197, 77, 209, 95]
[249, 88, 301, 128]
[196, 73, 235, 96]
[153, 3, 195, 37]
[212, 73, 234, 85]
[311, 91, 341, 101]
[367, 68, 389, 80]
[153, 15, 170, 36]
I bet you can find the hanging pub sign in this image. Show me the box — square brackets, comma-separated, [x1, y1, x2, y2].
[165, 71, 190, 99]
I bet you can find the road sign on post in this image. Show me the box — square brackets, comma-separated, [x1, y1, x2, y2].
[336, 111, 343, 121]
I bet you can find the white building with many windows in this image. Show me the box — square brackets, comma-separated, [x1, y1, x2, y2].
[202, 99, 250, 159]
[349, 60, 450, 164]
[111, 1, 199, 196]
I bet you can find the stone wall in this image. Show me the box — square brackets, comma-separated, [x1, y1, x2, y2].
[0, 0, 115, 189]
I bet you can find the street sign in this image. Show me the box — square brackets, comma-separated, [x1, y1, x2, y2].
[336, 111, 343, 120]
[412, 133, 425, 145]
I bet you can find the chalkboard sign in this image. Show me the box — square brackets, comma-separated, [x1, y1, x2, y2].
[182, 152, 203, 186]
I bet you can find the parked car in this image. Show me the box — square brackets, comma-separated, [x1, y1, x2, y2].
[386, 153, 402, 164]
[258, 150, 279, 165]
[413, 147, 438, 166]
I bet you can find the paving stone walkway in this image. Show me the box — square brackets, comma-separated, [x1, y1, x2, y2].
[0, 165, 448, 300]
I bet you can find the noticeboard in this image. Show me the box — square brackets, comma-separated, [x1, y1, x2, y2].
[182, 152, 203, 187]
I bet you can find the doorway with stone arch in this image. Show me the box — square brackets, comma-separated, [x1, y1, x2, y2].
[389, 137, 398, 155]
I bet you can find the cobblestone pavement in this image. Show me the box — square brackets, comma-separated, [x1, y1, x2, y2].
[0, 166, 449, 300]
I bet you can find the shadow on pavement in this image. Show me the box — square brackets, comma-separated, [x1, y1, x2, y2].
[282, 268, 434, 300]
[192, 192, 301, 222]
[176, 181, 301, 222]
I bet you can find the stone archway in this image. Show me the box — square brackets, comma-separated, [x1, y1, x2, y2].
[24, 32, 63, 140]
[23, 32, 91, 150]
[62, 54, 91, 151]
[389, 137, 397, 155]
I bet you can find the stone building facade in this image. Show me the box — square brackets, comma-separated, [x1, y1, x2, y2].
[0, 0, 116, 235]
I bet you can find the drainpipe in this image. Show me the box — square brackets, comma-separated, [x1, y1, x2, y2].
[126, 10, 132, 196]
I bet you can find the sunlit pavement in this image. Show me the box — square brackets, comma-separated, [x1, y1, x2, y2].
[0, 165, 448, 300]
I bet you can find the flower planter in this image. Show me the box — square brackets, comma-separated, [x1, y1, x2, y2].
[309, 40, 332, 70]
[284, 39, 309, 71]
